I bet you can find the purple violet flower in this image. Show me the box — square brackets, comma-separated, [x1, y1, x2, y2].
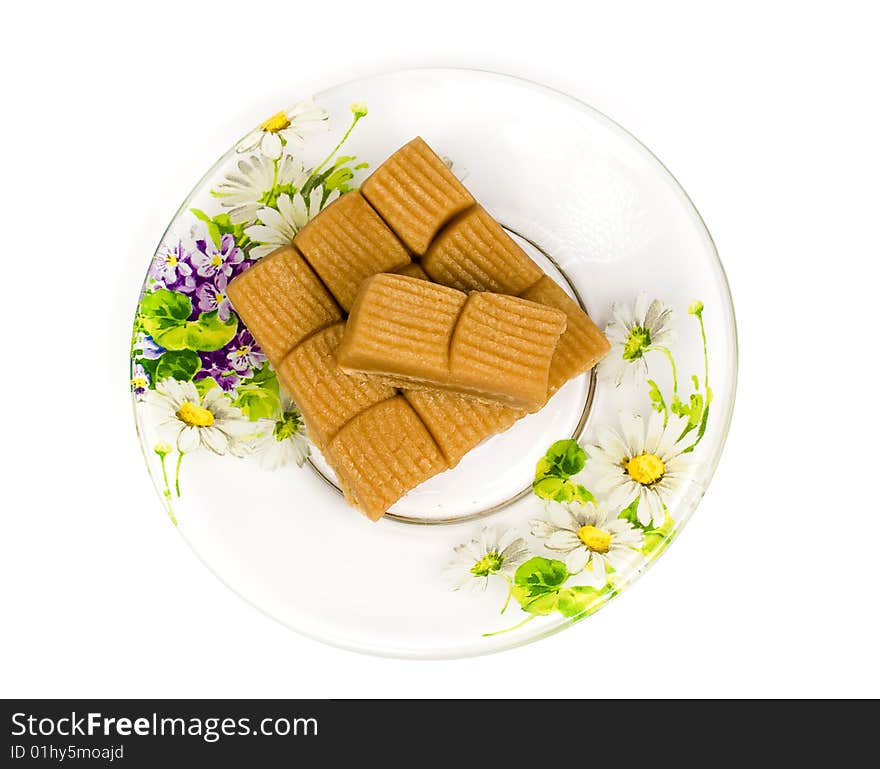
[195, 351, 241, 392]
[150, 241, 196, 293]
[226, 328, 268, 373]
[231, 259, 252, 279]
[131, 362, 150, 396]
[196, 274, 233, 321]
[192, 234, 244, 279]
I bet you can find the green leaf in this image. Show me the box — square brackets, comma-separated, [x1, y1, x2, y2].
[191, 208, 247, 248]
[687, 392, 704, 428]
[514, 557, 568, 597]
[190, 208, 221, 247]
[510, 558, 606, 618]
[246, 364, 279, 391]
[556, 586, 601, 618]
[533, 477, 595, 504]
[670, 395, 688, 418]
[510, 587, 559, 616]
[647, 378, 667, 414]
[677, 392, 704, 442]
[301, 156, 365, 202]
[682, 386, 714, 453]
[532, 476, 568, 501]
[207, 222, 222, 248]
[154, 349, 201, 382]
[533, 438, 595, 503]
[232, 366, 282, 420]
[133, 356, 159, 388]
[572, 484, 596, 504]
[145, 309, 237, 352]
[696, 390, 711, 441]
[642, 530, 673, 557]
[618, 496, 641, 524]
[323, 165, 355, 193]
[139, 291, 192, 347]
[544, 439, 586, 476]
[194, 376, 219, 397]
[139, 288, 192, 323]
[534, 457, 553, 477]
[233, 386, 281, 421]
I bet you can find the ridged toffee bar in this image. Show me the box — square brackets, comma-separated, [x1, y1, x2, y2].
[338, 274, 567, 410]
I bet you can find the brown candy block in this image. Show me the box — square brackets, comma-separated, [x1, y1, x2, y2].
[404, 390, 522, 467]
[327, 396, 448, 520]
[293, 191, 411, 311]
[421, 206, 544, 295]
[337, 274, 466, 385]
[449, 292, 567, 411]
[393, 262, 430, 281]
[275, 323, 396, 451]
[226, 245, 342, 362]
[338, 275, 566, 410]
[360, 137, 475, 255]
[519, 277, 611, 394]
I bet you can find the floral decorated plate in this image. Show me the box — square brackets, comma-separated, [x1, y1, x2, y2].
[131, 69, 737, 658]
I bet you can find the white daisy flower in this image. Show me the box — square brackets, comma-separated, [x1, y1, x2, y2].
[599, 292, 676, 387]
[244, 185, 340, 260]
[236, 100, 329, 159]
[584, 412, 693, 528]
[212, 153, 305, 225]
[146, 378, 251, 456]
[530, 501, 644, 586]
[445, 527, 530, 592]
[253, 390, 310, 470]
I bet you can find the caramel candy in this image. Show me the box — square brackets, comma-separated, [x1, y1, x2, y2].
[417, 205, 609, 389]
[327, 396, 448, 520]
[275, 323, 395, 451]
[404, 390, 522, 467]
[338, 274, 466, 385]
[338, 274, 567, 410]
[421, 206, 543, 294]
[226, 245, 341, 361]
[360, 137, 475, 255]
[449, 292, 567, 410]
[393, 262, 430, 281]
[294, 191, 410, 311]
[520, 277, 612, 394]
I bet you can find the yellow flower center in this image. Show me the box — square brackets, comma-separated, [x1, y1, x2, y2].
[626, 453, 666, 485]
[470, 551, 503, 577]
[211, 254, 223, 267]
[260, 111, 291, 132]
[167, 255, 178, 266]
[176, 401, 214, 428]
[214, 292, 226, 304]
[577, 525, 612, 554]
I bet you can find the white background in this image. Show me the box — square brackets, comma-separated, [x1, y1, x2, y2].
[2, 1, 878, 698]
